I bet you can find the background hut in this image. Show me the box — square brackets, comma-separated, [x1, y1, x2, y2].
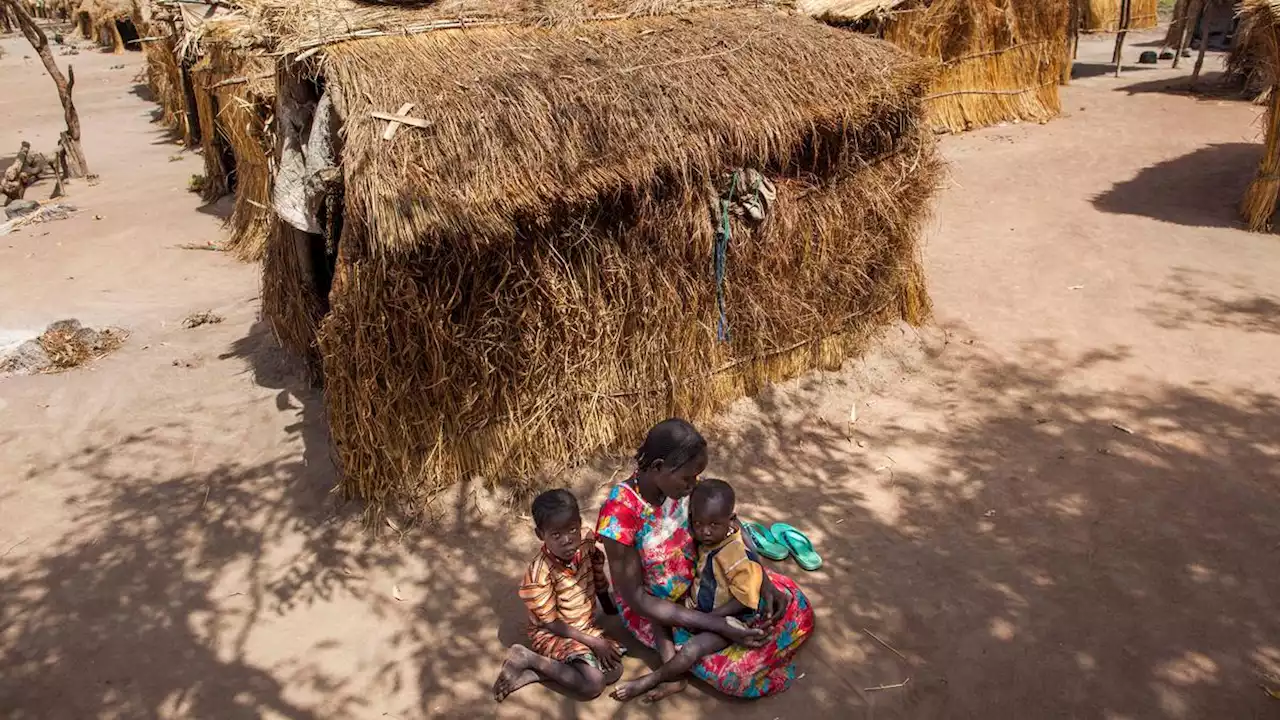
[1240, 0, 1280, 230]
[1080, 0, 1159, 32]
[76, 0, 138, 52]
[802, 0, 1070, 132]
[259, 6, 943, 510]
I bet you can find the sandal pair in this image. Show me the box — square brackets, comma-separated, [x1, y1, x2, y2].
[742, 521, 823, 571]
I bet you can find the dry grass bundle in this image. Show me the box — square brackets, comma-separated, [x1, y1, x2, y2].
[1241, 0, 1280, 230]
[37, 321, 127, 371]
[191, 16, 276, 261]
[298, 11, 942, 510]
[1081, 0, 1159, 32]
[802, 0, 1068, 132]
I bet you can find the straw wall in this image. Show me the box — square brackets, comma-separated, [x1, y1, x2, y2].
[143, 31, 188, 134]
[191, 37, 276, 261]
[285, 14, 944, 510]
[1081, 0, 1160, 32]
[882, 0, 1069, 132]
[1241, 0, 1280, 230]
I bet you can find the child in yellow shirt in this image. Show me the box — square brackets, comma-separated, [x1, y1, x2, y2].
[611, 478, 765, 701]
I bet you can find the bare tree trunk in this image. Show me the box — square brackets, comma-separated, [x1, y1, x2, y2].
[1, 0, 88, 177]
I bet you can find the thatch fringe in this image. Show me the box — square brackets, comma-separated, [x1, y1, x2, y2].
[1228, 2, 1276, 102]
[191, 18, 276, 261]
[143, 28, 188, 132]
[294, 12, 943, 509]
[1241, 0, 1280, 231]
[803, 0, 1068, 133]
[1080, 0, 1159, 32]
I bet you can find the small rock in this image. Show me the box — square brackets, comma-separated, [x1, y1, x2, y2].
[5, 200, 40, 220]
[0, 339, 52, 375]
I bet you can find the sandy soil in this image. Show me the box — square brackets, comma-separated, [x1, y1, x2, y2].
[2, 28, 1279, 720]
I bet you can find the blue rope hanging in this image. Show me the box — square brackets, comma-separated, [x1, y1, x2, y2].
[714, 171, 739, 343]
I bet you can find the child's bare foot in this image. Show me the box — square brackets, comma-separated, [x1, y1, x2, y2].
[643, 678, 687, 703]
[609, 671, 663, 702]
[493, 645, 540, 702]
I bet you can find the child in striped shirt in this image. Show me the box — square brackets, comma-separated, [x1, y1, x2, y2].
[494, 489, 624, 702]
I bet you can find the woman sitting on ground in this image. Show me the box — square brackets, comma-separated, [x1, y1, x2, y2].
[596, 418, 815, 701]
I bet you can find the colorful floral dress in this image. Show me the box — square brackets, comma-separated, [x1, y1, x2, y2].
[596, 480, 815, 697]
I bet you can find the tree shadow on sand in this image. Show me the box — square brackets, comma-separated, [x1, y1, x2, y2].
[694, 327, 1280, 718]
[1141, 266, 1280, 335]
[4, 317, 1279, 719]
[0, 321, 404, 718]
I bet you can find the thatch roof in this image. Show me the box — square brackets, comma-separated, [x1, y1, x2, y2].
[320, 9, 933, 255]
[244, 0, 787, 54]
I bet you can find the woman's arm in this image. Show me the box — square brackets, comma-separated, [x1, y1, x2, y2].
[601, 537, 765, 643]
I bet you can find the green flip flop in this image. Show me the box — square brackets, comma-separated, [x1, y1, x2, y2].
[771, 523, 823, 571]
[741, 521, 790, 561]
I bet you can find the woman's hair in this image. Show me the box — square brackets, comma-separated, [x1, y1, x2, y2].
[635, 418, 707, 472]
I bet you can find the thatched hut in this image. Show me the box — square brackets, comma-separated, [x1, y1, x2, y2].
[138, 5, 191, 139]
[802, 0, 1070, 132]
[189, 14, 275, 260]
[258, 5, 943, 510]
[1080, 0, 1159, 32]
[1241, 0, 1280, 230]
[76, 0, 139, 52]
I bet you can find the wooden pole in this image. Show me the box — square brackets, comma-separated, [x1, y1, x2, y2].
[1173, 0, 1202, 69]
[0, 0, 87, 177]
[1163, 0, 1188, 53]
[1113, 0, 1132, 77]
[1190, 2, 1211, 87]
[1063, 0, 1078, 83]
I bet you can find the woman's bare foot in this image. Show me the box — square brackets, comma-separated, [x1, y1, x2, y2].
[493, 645, 541, 702]
[643, 678, 687, 703]
[609, 671, 664, 702]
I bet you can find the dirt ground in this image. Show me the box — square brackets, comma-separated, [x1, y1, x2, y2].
[2, 27, 1279, 720]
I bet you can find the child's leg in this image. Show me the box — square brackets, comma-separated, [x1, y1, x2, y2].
[494, 645, 610, 702]
[609, 631, 732, 702]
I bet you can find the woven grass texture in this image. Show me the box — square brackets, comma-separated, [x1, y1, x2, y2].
[1081, 0, 1159, 32]
[1241, 0, 1280, 230]
[191, 18, 276, 261]
[802, 0, 1069, 133]
[295, 12, 943, 509]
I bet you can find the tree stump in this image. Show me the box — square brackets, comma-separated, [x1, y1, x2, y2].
[1, 141, 33, 202]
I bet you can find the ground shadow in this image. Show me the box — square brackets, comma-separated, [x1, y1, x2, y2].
[130, 80, 156, 104]
[687, 328, 1280, 718]
[1118, 70, 1249, 100]
[1072, 61, 1159, 80]
[1143, 266, 1280, 335]
[1091, 143, 1259, 229]
[0, 321, 392, 718]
